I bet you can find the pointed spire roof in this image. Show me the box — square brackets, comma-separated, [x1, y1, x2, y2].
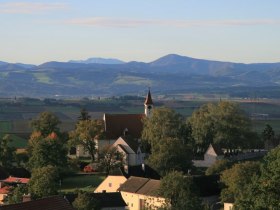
[144, 89, 153, 105]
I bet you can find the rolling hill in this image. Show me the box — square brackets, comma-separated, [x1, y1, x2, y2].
[1, 54, 280, 98]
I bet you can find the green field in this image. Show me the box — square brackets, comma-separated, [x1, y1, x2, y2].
[60, 175, 105, 193]
[0, 121, 12, 133]
[0, 97, 280, 148]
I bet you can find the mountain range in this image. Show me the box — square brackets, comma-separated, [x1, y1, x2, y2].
[1, 54, 280, 98]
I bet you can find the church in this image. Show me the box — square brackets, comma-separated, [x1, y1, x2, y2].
[75, 90, 154, 166]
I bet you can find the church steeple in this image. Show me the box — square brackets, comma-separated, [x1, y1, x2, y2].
[144, 89, 153, 118]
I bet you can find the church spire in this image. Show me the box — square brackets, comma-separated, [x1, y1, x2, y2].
[144, 88, 153, 117]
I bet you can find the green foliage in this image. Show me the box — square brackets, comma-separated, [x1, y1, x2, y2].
[205, 159, 232, 175]
[28, 165, 59, 199]
[0, 134, 16, 169]
[31, 112, 61, 137]
[69, 119, 104, 162]
[220, 161, 261, 203]
[27, 133, 68, 171]
[78, 108, 91, 121]
[142, 107, 192, 175]
[146, 137, 192, 176]
[7, 185, 28, 204]
[232, 147, 280, 209]
[72, 191, 100, 210]
[188, 101, 255, 152]
[158, 171, 202, 210]
[262, 124, 279, 149]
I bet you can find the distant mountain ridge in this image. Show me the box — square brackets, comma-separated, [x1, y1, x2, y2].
[69, 57, 125, 64]
[0, 54, 280, 98]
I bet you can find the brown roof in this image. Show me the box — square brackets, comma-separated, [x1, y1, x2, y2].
[137, 179, 160, 196]
[0, 196, 74, 210]
[65, 192, 127, 208]
[119, 136, 140, 153]
[119, 165, 161, 180]
[104, 114, 144, 139]
[118, 176, 149, 193]
[118, 176, 161, 196]
[144, 90, 153, 105]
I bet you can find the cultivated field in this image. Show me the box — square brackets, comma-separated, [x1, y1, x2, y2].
[1, 96, 280, 148]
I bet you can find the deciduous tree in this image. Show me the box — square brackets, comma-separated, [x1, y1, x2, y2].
[98, 144, 123, 176]
[220, 161, 260, 203]
[158, 171, 202, 210]
[31, 112, 61, 137]
[69, 119, 104, 162]
[142, 108, 192, 175]
[28, 165, 59, 199]
[72, 191, 100, 210]
[188, 101, 254, 152]
[27, 133, 68, 170]
[0, 134, 16, 169]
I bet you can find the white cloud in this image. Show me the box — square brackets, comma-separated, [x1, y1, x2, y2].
[0, 2, 67, 14]
[66, 17, 280, 28]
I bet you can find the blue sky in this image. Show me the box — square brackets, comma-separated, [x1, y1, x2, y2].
[0, 0, 280, 64]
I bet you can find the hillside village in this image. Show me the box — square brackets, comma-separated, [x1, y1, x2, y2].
[0, 90, 279, 210]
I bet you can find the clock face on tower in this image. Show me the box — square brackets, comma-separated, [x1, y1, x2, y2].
[148, 105, 152, 110]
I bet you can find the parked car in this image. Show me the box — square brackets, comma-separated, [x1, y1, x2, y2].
[83, 164, 98, 173]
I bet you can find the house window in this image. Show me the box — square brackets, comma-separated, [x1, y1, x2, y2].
[131, 203, 133, 207]
[108, 183, 112, 187]
[229, 206, 233, 210]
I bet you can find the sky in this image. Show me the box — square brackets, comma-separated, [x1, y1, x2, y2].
[1, 0, 280, 65]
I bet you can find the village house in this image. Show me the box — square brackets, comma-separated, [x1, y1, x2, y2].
[0, 176, 30, 205]
[118, 176, 165, 210]
[193, 144, 224, 167]
[0, 185, 9, 205]
[94, 164, 160, 193]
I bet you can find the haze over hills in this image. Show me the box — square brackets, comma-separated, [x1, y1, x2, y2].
[1, 54, 280, 98]
[69, 57, 125, 64]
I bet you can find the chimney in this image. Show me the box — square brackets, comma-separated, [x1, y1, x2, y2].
[142, 163, 145, 172]
[22, 194, 32, 202]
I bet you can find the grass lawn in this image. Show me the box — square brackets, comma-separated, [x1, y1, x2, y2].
[60, 175, 105, 193]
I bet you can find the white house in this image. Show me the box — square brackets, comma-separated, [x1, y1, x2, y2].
[193, 144, 224, 167]
[118, 176, 166, 210]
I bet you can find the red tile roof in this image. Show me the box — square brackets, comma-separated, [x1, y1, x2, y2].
[0, 186, 10, 194]
[2, 177, 29, 184]
[104, 114, 144, 139]
[144, 90, 153, 105]
[0, 196, 74, 210]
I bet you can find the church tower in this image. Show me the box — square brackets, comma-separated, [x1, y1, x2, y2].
[144, 89, 153, 118]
